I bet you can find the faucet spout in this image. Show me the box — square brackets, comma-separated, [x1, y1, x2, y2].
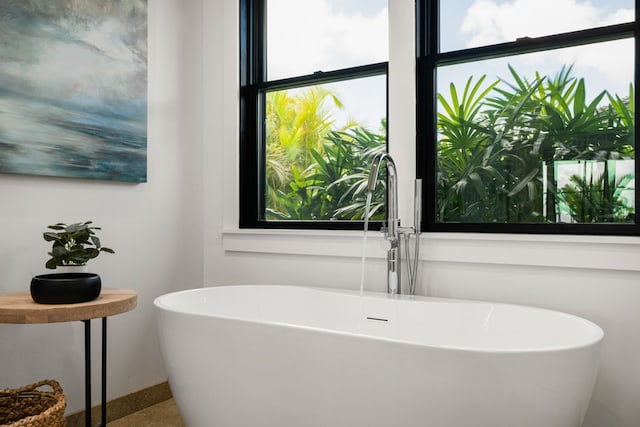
[368, 152, 399, 240]
[366, 153, 385, 193]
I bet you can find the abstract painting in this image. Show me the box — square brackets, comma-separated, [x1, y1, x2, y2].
[0, 0, 147, 182]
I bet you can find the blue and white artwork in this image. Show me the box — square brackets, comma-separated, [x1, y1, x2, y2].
[0, 0, 147, 182]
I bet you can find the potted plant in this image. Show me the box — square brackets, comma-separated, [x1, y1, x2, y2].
[43, 221, 115, 269]
[31, 221, 115, 304]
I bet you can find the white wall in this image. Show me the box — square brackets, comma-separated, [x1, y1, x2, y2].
[2, 0, 638, 425]
[205, 1, 640, 427]
[0, 0, 204, 415]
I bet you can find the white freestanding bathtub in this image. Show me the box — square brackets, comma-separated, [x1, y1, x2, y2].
[154, 285, 603, 427]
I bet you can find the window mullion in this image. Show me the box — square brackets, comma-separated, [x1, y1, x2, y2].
[416, 0, 439, 232]
[634, 0, 640, 227]
[258, 62, 388, 93]
[435, 22, 635, 67]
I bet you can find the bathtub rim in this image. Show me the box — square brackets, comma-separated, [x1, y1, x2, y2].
[154, 284, 604, 355]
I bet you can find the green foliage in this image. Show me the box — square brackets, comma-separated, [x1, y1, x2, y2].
[264, 65, 634, 226]
[437, 65, 635, 224]
[266, 125, 387, 221]
[265, 87, 386, 221]
[558, 165, 634, 223]
[43, 221, 115, 269]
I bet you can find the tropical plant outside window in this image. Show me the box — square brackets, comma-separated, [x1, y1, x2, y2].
[240, 0, 388, 228]
[418, 0, 637, 234]
[264, 79, 387, 221]
[437, 60, 634, 224]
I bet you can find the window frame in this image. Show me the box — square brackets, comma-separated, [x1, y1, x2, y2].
[416, 0, 640, 235]
[239, 0, 389, 230]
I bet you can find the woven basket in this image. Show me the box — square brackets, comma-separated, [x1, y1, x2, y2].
[0, 380, 66, 427]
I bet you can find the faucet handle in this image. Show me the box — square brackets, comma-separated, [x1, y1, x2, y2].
[398, 226, 417, 235]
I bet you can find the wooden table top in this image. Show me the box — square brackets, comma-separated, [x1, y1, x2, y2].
[0, 289, 137, 324]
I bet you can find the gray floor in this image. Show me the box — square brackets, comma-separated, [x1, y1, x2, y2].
[108, 399, 185, 426]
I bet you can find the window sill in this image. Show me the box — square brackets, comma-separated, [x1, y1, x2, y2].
[222, 229, 385, 259]
[222, 229, 640, 272]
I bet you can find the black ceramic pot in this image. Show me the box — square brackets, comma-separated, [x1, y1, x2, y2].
[30, 273, 101, 304]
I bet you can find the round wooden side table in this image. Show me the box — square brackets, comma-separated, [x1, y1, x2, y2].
[0, 289, 137, 427]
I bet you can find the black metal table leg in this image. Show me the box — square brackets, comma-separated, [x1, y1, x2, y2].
[83, 317, 108, 427]
[101, 317, 107, 427]
[83, 320, 92, 427]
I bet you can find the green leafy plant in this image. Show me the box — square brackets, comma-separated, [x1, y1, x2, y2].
[43, 221, 115, 269]
[264, 84, 387, 221]
[558, 169, 634, 223]
[265, 125, 387, 221]
[437, 65, 634, 224]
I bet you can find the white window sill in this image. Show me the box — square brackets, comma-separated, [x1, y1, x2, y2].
[222, 229, 640, 272]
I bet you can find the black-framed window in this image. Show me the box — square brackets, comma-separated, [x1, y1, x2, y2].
[417, 0, 639, 235]
[240, 0, 389, 229]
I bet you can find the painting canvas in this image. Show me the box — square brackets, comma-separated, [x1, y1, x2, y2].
[0, 0, 147, 182]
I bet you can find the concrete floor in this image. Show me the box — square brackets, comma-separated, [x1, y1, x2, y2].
[108, 399, 185, 426]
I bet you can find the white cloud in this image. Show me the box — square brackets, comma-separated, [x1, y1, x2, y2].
[267, 0, 388, 80]
[460, 0, 634, 96]
[461, 0, 605, 47]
